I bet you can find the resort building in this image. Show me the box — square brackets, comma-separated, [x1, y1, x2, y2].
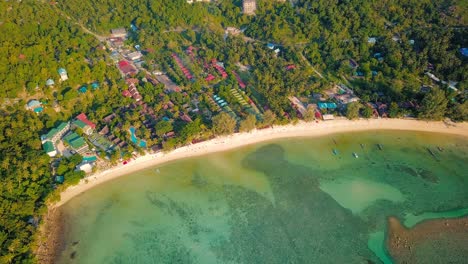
[127, 51, 143, 61]
[75, 113, 97, 130]
[111, 28, 127, 39]
[42, 141, 57, 157]
[58, 68, 68, 81]
[26, 100, 44, 113]
[41, 122, 70, 144]
[288, 96, 307, 117]
[76, 163, 93, 173]
[64, 132, 89, 155]
[118, 60, 138, 76]
[243, 0, 256, 15]
[72, 119, 93, 135]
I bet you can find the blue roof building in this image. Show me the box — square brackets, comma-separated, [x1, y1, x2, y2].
[91, 82, 99, 90]
[78, 86, 88, 93]
[55, 175, 65, 184]
[58, 68, 69, 81]
[318, 102, 337, 109]
[27, 100, 44, 113]
[27, 100, 41, 108]
[26, 100, 44, 114]
[46, 79, 55, 86]
[460, 48, 468, 57]
[267, 43, 275, 49]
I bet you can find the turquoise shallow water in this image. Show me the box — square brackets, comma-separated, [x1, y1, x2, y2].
[57, 130, 468, 264]
[403, 207, 468, 228]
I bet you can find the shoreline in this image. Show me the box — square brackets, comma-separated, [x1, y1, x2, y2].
[54, 118, 468, 208]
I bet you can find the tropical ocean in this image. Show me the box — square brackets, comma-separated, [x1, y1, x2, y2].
[56, 130, 468, 264]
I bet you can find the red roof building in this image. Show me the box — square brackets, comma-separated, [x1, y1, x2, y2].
[118, 60, 137, 75]
[125, 78, 139, 85]
[205, 74, 216, 82]
[232, 71, 246, 89]
[122, 90, 131, 97]
[180, 112, 193, 123]
[76, 113, 96, 129]
[212, 59, 228, 79]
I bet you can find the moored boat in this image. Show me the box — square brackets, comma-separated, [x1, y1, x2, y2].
[427, 148, 437, 158]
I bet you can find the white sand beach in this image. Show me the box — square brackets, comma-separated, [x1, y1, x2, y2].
[54, 118, 468, 207]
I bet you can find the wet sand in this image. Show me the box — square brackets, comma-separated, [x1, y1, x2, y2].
[387, 216, 468, 263]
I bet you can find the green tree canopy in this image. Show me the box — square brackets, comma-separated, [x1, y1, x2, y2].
[261, 110, 277, 126]
[212, 112, 237, 135]
[155, 121, 173, 137]
[346, 102, 361, 120]
[418, 89, 448, 120]
[362, 105, 373, 119]
[239, 114, 257, 132]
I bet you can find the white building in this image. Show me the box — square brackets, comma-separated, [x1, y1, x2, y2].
[127, 51, 143, 61]
[288, 96, 307, 117]
[76, 163, 93, 173]
[111, 28, 127, 39]
[41, 122, 70, 144]
[187, 0, 210, 3]
[243, 0, 256, 15]
[42, 141, 57, 157]
[58, 68, 68, 81]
